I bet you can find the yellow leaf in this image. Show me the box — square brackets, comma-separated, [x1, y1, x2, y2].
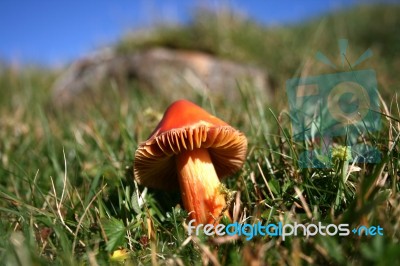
[109, 248, 130, 261]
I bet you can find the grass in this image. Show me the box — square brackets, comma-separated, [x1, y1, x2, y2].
[1, 4, 400, 265]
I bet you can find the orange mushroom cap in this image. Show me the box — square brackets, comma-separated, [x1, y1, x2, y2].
[134, 99, 247, 190]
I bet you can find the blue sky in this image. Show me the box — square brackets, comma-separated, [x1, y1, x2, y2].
[0, 0, 363, 66]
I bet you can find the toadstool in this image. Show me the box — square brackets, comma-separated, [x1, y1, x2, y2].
[134, 99, 247, 225]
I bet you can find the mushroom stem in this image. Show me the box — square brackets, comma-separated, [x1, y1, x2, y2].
[176, 148, 228, 225]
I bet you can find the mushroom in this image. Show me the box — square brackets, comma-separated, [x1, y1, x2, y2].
[134, 99, 247, 224]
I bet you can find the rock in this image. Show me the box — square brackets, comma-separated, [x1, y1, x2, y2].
[51, 47, 271, 106]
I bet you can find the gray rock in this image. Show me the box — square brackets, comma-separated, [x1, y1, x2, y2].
[51, 47, 271, 106]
